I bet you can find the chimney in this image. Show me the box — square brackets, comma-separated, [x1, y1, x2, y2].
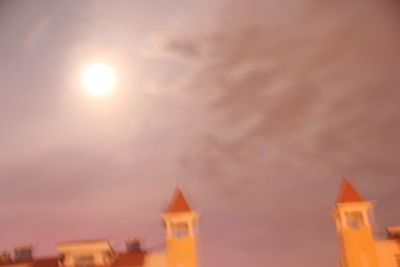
[0, 251, 12, 263]
[14, 245, 33, 262]
[125, 238, 141, 252]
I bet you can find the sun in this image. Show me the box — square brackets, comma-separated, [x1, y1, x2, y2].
[82, 63, 116, 96]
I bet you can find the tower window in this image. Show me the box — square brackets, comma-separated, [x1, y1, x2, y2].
[345, 212, 364, 229]
[171, 222, 189, 238]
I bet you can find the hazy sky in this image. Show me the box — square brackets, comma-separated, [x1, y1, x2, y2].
[1, 1, 400, 267]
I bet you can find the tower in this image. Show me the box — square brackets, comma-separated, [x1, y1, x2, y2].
[332, 179, 379, 267]
[163, 188, 199, 267]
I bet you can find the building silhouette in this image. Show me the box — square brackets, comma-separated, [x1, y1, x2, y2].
[333, 179, 400, 267]
[0, 188, 198, 267]
[3, 178, 399, 267]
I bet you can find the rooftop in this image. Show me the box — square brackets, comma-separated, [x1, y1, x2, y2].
[336, 179, 364, 204]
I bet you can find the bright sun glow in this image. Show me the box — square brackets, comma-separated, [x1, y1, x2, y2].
[82, 63, 116, 96]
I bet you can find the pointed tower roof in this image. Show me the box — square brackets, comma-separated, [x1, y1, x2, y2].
[166, 188, 192, 213]
[336, 179, 364, 203]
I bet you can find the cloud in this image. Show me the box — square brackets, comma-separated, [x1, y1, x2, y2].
[164, 1, 400, 266]
[164, 39, 202, 59]
[168, 0, 400, 181]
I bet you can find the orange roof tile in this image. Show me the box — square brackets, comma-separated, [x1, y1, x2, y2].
[0, 257, 59, 267]
[336, 179, 364, 203]
[33, 258, 59, 267]
[166, 188, 192, 213]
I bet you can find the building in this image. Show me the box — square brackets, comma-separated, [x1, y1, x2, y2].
[0, 188, 199, 267]
[333, 179, 400, 267]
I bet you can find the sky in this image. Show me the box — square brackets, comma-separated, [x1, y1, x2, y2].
[1, 0, 400, 267]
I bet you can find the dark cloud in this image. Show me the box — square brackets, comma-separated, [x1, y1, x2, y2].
[164, 39, 202, 59]
[172, 0, 400, 183]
